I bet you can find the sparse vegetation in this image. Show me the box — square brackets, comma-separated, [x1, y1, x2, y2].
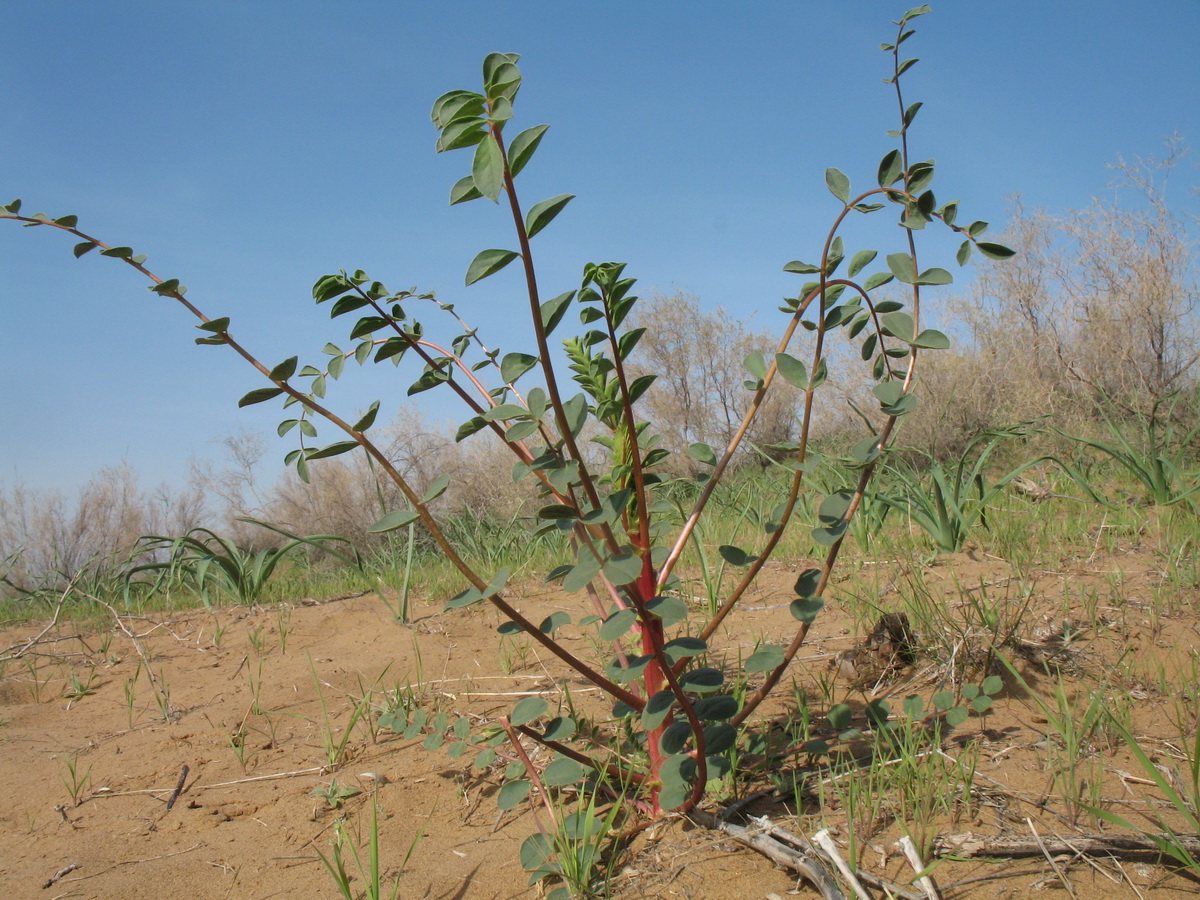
[1, 5, 1198, 900]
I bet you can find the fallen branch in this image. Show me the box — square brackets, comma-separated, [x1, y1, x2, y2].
[935, 830, 1200, 860]
[688, 808, 846, 900]
[1, 580, 74, 662]
[42, 862, 80, 889]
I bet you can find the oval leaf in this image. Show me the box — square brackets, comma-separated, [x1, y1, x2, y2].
[472, 136, 504, 202]
[825, 167, 851, 204]
[525, 193, 575, 239]
[465, 249, 520, 286]
[497, 779, 531, 810]
[744, 645, 785, 673]
[510, 696, 548, 727]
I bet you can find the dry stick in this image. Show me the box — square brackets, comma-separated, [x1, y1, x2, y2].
[80, 590, 173, 720]
[164, 764, 189, 811]
[897, 835, 942, 900]
[42, 862, 81, 889]
[934, 830, 1200, 859]
[753, 816, 925, 900]
[0, 577, 75, 662]
[92, 766, 326, 799]
[687, 808, 846, 900]
[56, 843, 205, 885]
[813, 829, 873, 900]
[1027, 817, 1080, 900]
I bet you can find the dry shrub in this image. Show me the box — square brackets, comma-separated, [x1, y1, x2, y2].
[259, 408, 534, 548]
[902, 142, 1198, 458]
[628, 292, 802, 472]
[0, 463, 205, 597]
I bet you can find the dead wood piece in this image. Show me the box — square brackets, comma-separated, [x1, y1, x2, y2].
[935, 831, 1200, 860]
[689, 809, 846, 900]
[43, 862, 81, 888]
[165, 764, 190, 811]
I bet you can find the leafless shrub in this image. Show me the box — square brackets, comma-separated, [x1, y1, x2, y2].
[628, 292, 803, 472]
[0, 463, 206, 597]
[258, 408, 533, 548]
[902, 141, 1198, 458]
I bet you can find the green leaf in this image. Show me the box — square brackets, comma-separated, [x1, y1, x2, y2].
[238, 387, 284, 407]
[774, 352, 807, 389]
[687, 442, 718, 466]
[956, 240, 972, 266]
[886, 253, 917, 284]
[932, 691, 956, 711]
[562, 553, 601, 594]
[73, 241, 98, 258]
[525, 193, 574, 239]
[642, 691, 675, 731]
[482, 403, 527, 422]
[99, 246, 133, 258]
[717, 545, 758, 567]
[540, 290, 574, 336]
[881, 311, 916, 342]
[827, 703, 853, 731]
[913, 329, 950, 350]
[663, 637, 707, 663]
[982, 674, 1004, 695]
[743, 350, 767, 379]
[809, 358, 828, 390]
[794, 568, 822, 598]
[744, 645, 785, 673]
[877, 149, 904, 187]
[680, 667, 724, 693]
[508, 124, 549, 178]
[542, 716, 575, 741]
[511, 696, 547, 727]
[599, 608, 637, 641]
[783, 260, 821, 275]
[306, 440, 358, 460]
[369, 509, 420, 533]
[197, 317, 229, 333]
[421, 473, 451, 504]
[916, 267, 952, 286]
[456, 416, 488, 442]
[539, 611, 571, 635]
[977, 241, 1016, 259]
[465, 249, 520, 286]
[825, 168, 850, 204]
[863, 271, 894, 291]
[449, 174, 484, 205]
[472, 136, 504, 201]
[603, 551, 643, 586]
[520, 832, 553, 874]
[694, 694, 739, 722]
[269, 356, 298, 381]
[542, 758, 584, 787]
[645, 595, 688, 626]
[848, 249, 877, 278]
[500, 352, 538, 384]
[436, 117, 486, 153]
[353, 400, 380, 432]
[789, 597, 825, 623]
[497, 779, 531, 810]
[945, 706, 969, 727]
[507, 418, 538, 440]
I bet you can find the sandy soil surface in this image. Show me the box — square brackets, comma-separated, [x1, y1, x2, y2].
[2, 540, 1199, 899]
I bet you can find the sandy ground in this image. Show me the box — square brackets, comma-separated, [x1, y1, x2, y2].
[2, 541, 1199, 899]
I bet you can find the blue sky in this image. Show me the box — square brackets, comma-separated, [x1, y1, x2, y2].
[2, 1, 1198, 496]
